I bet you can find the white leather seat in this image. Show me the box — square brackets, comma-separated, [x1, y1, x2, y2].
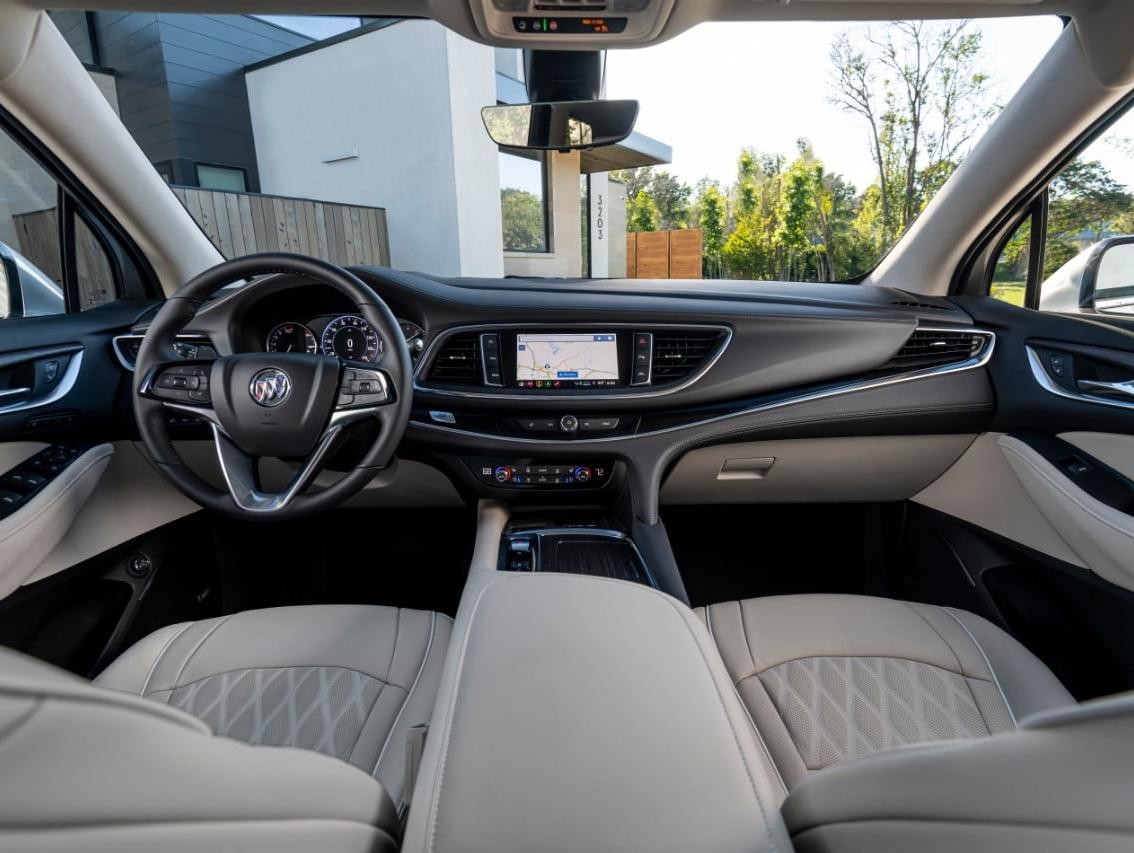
[701, 593, 1074, 795]
[96, 604, 452, 809]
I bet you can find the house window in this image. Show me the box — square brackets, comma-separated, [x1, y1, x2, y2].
[196, 164, 247, 193]
[499, 150, 548, 253]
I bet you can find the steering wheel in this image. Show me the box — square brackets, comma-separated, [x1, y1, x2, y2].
[133, 253, 412, 520]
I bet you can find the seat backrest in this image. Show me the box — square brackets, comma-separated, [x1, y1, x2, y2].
[781, 691, 1134, 852]
[0, 646, 398, 852]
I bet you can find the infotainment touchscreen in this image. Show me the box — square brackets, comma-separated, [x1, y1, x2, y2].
[516, 333, 619, 388]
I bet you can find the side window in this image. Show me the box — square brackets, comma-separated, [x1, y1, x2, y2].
[0, 121, 121, 320]
[991, 106, 1134, 314]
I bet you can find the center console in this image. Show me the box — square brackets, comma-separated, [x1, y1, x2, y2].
[399, 502, 789, 853]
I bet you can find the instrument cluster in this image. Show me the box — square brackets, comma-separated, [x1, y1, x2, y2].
[265, 315, 425, 363]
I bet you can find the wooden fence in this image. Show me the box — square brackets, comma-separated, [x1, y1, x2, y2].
[10, 189, 391, 307]
[172, 187, 390, 266]
[626, 228, 702, 279]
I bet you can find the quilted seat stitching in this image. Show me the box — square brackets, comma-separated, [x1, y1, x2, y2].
[756, 655, 1001, 771]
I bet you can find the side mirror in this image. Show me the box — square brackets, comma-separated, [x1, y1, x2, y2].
[481, 100, 639, 151]
[1092, 237, 1134, 315]
[0, 240, 65, 320]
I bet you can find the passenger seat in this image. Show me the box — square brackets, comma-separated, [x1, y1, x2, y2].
[700, 593, 1073, 794]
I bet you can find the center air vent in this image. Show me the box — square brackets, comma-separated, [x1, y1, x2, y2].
[886, 328, 986, 371]
[426, 333, 482, 385]
[650, 331, 725, 384]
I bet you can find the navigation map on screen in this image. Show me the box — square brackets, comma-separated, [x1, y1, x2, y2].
[516, 333, 619, 387]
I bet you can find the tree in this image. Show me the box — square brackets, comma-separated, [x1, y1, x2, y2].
[612, 167, 693, 231]
[697, 183, 728, 277]
[830, 21, 995, 245]
[1049, 159, 1132, 241]
[649, 171, 692, 230]
[500, 188, 545, 251]
[628, 190, 661, 232]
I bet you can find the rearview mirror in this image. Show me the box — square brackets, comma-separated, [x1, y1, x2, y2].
[481, 100, 639, 151]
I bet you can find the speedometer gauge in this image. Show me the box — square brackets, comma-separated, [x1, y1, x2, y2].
[266, 322, 317, 354]
[321, 315, 382, 362]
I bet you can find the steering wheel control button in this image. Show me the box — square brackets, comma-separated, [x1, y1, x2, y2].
[559, 414, 579, 433]
[147, 365, 211, 403]
[337, 368, 389, 408]
[249, 368, 291, 407]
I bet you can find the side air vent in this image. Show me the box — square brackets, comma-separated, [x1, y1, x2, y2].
[426, 333, 482, 385]
[886, 328, 986, 370]
[650, 331, 725, 384]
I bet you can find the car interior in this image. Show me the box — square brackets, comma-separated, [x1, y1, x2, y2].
[1, 0, 1133, 851]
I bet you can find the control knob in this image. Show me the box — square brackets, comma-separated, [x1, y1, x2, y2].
[494, 465, 516, 483]
[572, 466, 593, 483]
[560, 414, 579, 433]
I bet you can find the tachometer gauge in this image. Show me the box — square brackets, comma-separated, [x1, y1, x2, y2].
[321, 315, 382, 362]
[266, 322, 317, 354]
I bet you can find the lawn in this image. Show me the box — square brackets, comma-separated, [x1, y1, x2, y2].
[990, 280, 1026, 307]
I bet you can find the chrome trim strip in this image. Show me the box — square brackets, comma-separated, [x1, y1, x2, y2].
[0, 387, 31, 400]
[413, 322, 733, 401]
[0, 351, 84, 416]
[112, 334, 214, 372]
[410, 328, 996, 444]
[1026, 344, 1134, 412]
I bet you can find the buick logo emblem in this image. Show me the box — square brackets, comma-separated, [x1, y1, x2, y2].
[249, 368, 291, 407]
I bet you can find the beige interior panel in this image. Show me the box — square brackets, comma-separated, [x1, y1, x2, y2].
[22, 441, 463, 592]
[912, 433, 1086, 568]
[661, 435, 977, 505]
[999, 434, 1134, 591]
[0, 443, 114, 598]
[1060, 432, 1134, 481]
[0, 441, 47, 472]
[23, 441, 199, 587]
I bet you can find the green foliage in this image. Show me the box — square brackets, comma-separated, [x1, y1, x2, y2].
[613, 167, 692, 231]
[697, 183, 728, 277]
[1049, 160, 1132, 241]
[628, 190, 661, 232]
[500, 188, 545, 251]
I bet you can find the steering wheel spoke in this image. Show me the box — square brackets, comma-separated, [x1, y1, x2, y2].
[210, 421, 345, 515]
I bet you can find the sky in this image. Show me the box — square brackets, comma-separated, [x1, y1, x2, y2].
[604, 16, 1073, 194]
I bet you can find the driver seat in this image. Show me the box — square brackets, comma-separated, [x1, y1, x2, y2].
[0, 605, 451, 851]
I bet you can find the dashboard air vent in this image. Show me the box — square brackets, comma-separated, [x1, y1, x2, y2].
[650, 331, 723, 384]
[427, 333, 482, 385]
[887, 329, 985, 370]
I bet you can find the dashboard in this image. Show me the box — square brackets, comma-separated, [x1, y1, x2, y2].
[125, 267, 999, 521]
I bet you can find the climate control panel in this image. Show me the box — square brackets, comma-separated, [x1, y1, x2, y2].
[466, 458, 613, 489]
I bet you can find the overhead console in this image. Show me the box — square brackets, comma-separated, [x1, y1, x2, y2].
[471, 0, 677, 47]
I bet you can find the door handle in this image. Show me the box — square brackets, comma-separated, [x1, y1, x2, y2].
[1077, 379, 1134, 400]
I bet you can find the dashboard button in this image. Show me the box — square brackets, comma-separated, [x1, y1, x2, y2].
[632, 366, 650, 385]
[580, 417, 619, 432]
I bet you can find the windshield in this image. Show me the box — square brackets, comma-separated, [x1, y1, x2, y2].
[53, 12, 1063, 282]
